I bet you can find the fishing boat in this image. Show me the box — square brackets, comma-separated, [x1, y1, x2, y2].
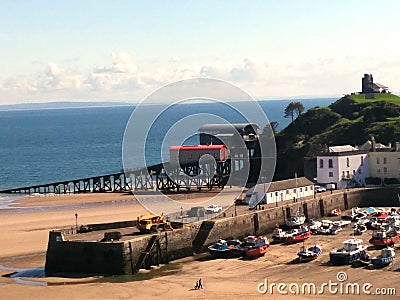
[363, 207, 378, 217]
[232, 236, 269, 257]
[371, 247, 395, 267]
[329, 208, 342, 217]
[307, 219, 322, 234]
[317, 220, 333, 235]
[329, 238, 368, 265]
[285, 226, 312, 244]
[341, 207, 361, 221]
[338, 220, 351, 228]
[369, 228, 400, 246]
[285, 213, 306, 227]
[353, 223, 367, 235]
[329, 222, 342, 235]
[297, 244, 322, 262]
[208, 239, 241, 258]
[271, 227, 287, 243]
[245, 236, 270, 258]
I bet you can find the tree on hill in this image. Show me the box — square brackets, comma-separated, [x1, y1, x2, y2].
[262, 121, 279, 135]
[284, 102, 305, 122]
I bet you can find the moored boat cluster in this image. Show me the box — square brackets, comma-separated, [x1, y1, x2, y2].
[207, 206, 399, 268]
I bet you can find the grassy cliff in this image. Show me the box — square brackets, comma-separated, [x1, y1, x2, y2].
[273, 93, 400, 180]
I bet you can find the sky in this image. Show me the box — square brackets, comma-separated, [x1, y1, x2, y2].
[1, 0, 399, 104]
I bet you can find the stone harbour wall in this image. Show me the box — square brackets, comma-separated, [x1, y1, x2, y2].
[45, 187, 400, 275]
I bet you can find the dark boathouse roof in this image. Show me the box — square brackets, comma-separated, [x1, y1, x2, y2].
[198, 123, 259, 135]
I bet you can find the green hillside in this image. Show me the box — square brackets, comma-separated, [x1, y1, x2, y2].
[273, 93, 400, 180]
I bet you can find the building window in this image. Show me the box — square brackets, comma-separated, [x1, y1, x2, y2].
[310, 186, 313, 190]
[328, 159, 333, 168]
[347, 171, 350, 177]
[353, 170, 356, 175]
[346, 157, 349, 167]
[319, 159, 323, 168]
[361, 156, 364, 166]
[342, 171, 345, 178]
[300, 188, 302, 192]
[377, 169, 381, 174]
[286, 190, 289, 194]
[329, 172, 333, 177]
[384, 167, 388, 174]
[377, 157, 380, 164]
[383, 157, 387, 164]
[293, 188, 296, 193]
[305, 187, 308, 191]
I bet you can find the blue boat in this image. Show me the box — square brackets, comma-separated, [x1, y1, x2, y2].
[297, 245, 322, 262]
[371, 247, 395, 267]
[208, 239, 241, 258]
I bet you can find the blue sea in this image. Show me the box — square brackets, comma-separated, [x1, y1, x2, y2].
[0, 98, 334, 191]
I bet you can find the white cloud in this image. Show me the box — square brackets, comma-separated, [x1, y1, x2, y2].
[1, 52, 400, 104]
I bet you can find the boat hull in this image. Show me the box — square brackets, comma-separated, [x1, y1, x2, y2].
[298, 254, 318, 262]
[246, 245, 269, 258]
[272, 236, 287, 243]
[371, 257, 393, 267]
[329, 252, 366, 266]
[369, 235, 399, 246]
[286, 231, 312, 244]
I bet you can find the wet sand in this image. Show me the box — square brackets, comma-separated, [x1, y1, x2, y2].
[0, 193, 399, 299]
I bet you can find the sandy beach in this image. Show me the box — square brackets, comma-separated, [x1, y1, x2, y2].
[0, 192, 399, 299]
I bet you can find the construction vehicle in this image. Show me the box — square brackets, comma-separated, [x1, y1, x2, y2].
[136, 214, 173, 233]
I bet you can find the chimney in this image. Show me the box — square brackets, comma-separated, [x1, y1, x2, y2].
[396, 142, 400, 152]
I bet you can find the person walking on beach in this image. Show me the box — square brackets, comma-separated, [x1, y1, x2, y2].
[198, 278, 203, 289]
[194, 280, 199, 290]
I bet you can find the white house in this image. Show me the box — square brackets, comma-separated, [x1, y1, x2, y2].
[317, 145, 369, 189]
[245, 177, 314, 208]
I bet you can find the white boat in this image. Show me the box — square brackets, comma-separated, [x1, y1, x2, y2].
[317, 220, 333, 235]
[285, 214, 306, 227]
[329, 222, 342, 235]
[330, 238, 368, 265]
[307, 219, 322, 234]
[338, 220, 351, 228]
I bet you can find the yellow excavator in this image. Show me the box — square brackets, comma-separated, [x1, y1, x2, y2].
[136, 214, 173, 233]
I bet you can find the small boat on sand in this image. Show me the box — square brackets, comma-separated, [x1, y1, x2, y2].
[353, 223, 367, 235]
[307, 219, 322, 234]
[286, 226, 312, 244]
[369, 229, 400, 247]
[272, 227, 287, 243]
[297, 244, 322, 262]
[329, 238, 368, 265]
[285, 213, 306, 227]
[329, 222, 342, 235]
[371, 247, 395, 267]
[208, 239, 241, 258]
[317, 220, 333, 235]
[232, 236, 270, 258]
[329, 208, 342, 217]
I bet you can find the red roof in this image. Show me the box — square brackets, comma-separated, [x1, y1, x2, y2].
[170, 145, 226, 151]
